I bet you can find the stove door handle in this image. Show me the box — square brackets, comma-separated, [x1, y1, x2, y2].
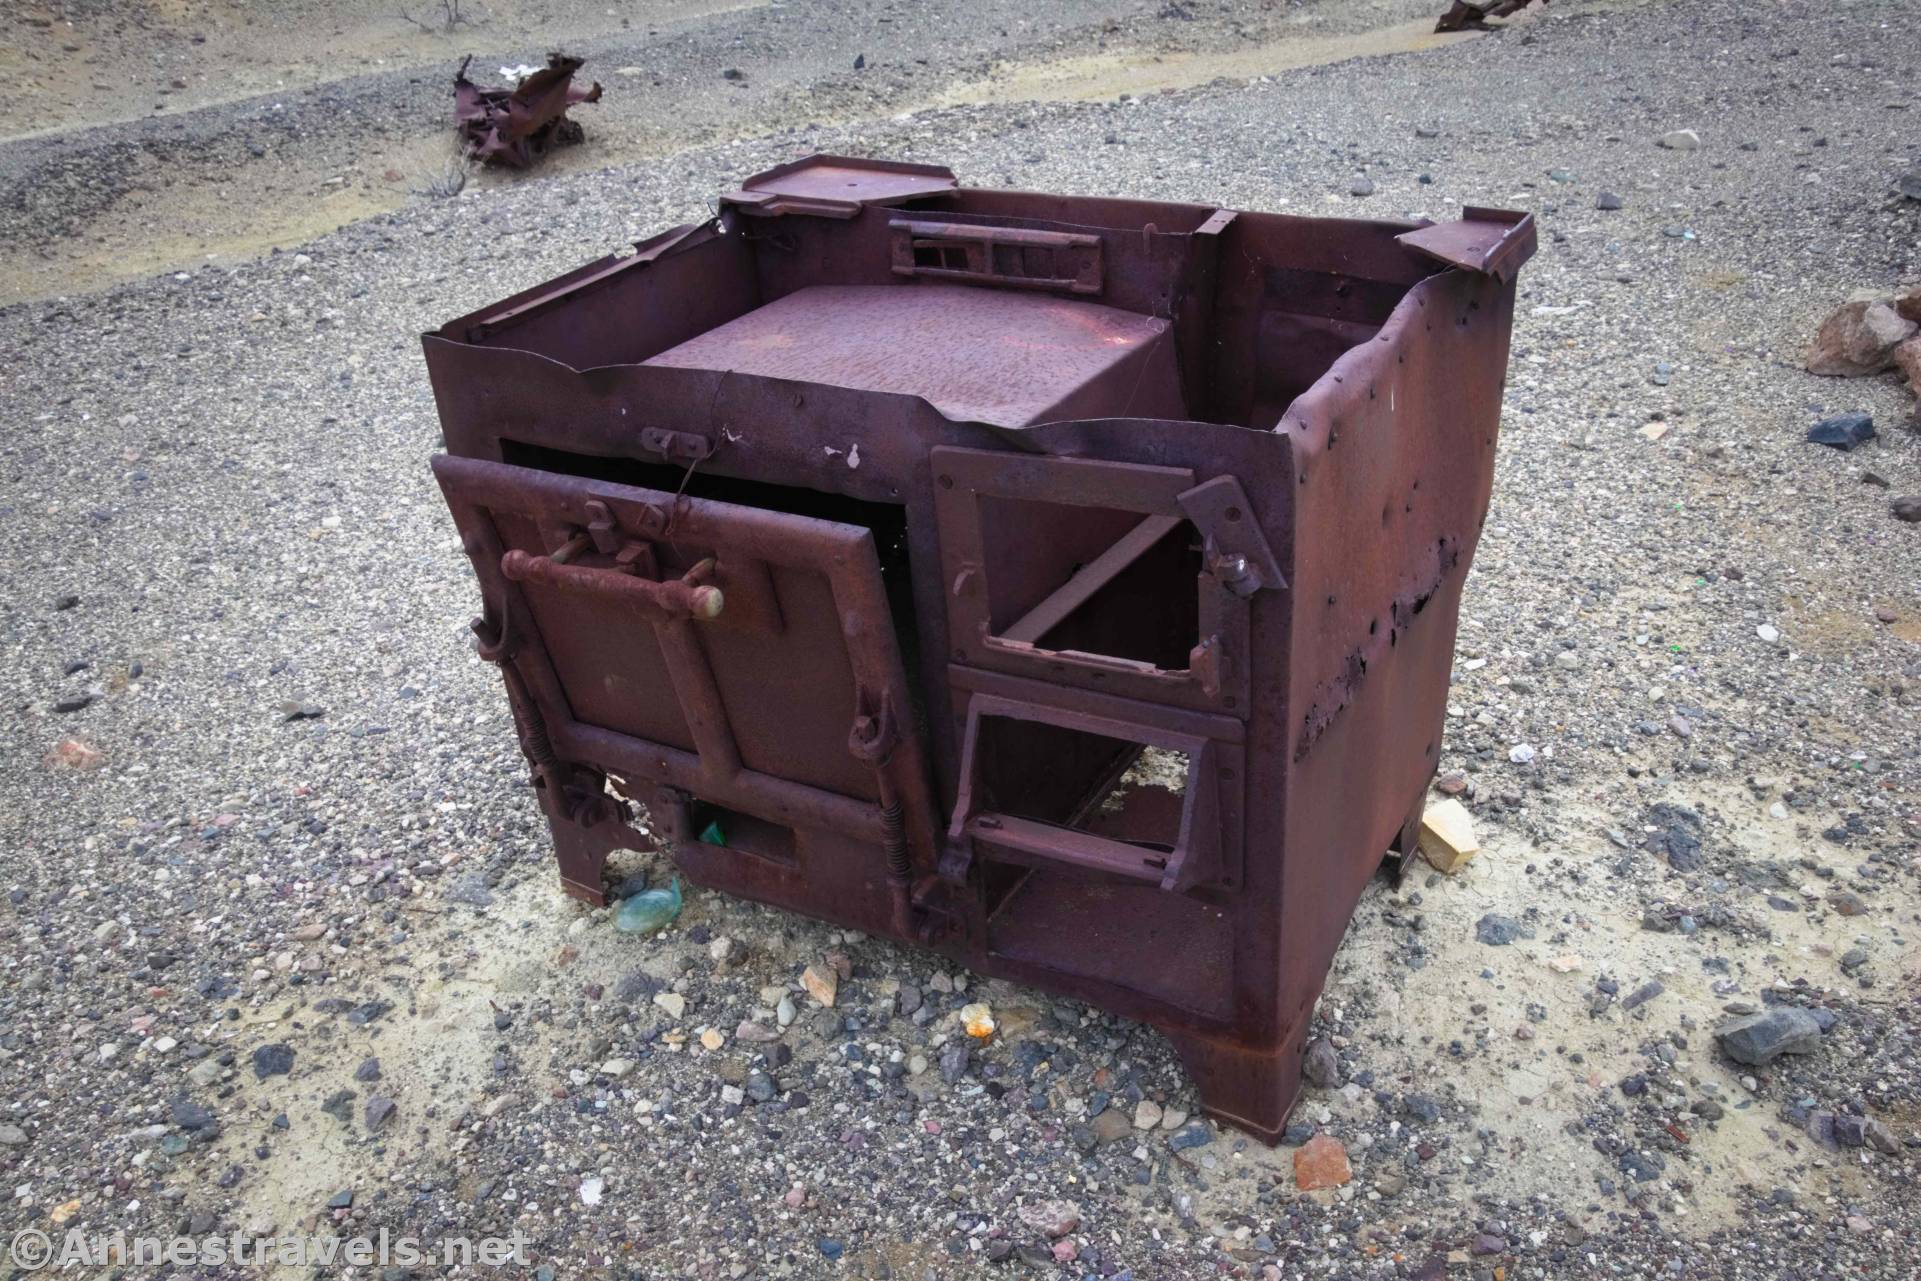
[500, 548, 724, 621]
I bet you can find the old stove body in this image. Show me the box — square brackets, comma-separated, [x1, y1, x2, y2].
[424, 156, 1535, 1141]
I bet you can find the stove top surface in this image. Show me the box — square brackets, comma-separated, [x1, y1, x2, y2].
[643, 283, 1171, 429]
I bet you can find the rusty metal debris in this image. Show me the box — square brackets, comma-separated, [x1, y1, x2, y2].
[421, 155, 1535, 1142]
[1436, 0, 1545, 32]
[453, 53, 601, 169]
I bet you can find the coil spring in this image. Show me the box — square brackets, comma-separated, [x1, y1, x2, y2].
[880, 798, 909, 883]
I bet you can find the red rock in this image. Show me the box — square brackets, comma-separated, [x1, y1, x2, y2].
[1017, 1198, 1082, 1239]
[1293, 1133, 1352, 1190]
[1896, 289, 1921, 326]
[1892, 334, 1921, 398]
[1807, 300, 1916, 376]
[45, 738, 105, 770]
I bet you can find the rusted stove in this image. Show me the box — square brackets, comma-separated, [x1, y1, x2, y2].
[424, 156, 1535, 1141]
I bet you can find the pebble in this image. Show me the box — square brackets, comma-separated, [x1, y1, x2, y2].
[1090, 1109, 1132, 1144]
[1621, 980, 1665, 1010]
[1657, 128, 1701, 150]
[800, 964, 838, 1007]
[1168, 1122, 1211, 1151]
[251, 1044, 295, 1079]
[1302, 1038, 1342, 1088]
[653, 991, 686, 1019]
[1807, 411, 1875, 451]
[171, 1098, 215, 1130]
[1715, 1008, 1824, 1065]
[1404, 1094, 1442, 1123]
[1134, 1100, 1163, 1130]
[1293, 1134, 1352, 1190]
[1017, 1198, 1082, 1239]
[1350, 176, 1375, 197]
[1475, 913, 1533, 946]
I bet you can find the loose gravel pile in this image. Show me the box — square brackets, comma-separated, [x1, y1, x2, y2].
[1, 1, 1916, 1278]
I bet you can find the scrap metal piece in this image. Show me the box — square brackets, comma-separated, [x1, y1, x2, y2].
[1396, 208, 1538, 283]
[454, 53, 602, 169]
[1435, 0, 1545, 32]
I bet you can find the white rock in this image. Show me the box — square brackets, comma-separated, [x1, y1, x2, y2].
[1657, 129, 1701, 150]
[653, 992, 686, 1019]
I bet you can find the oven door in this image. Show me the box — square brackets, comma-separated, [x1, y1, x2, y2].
[433, 454, 940, 916]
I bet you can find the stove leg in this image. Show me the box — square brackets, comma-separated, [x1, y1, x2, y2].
[536, 767, 642, 907]
[1169, 1025, 1307, 1145]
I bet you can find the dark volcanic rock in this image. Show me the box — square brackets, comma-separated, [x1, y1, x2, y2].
[1301, 1038, 1342, 1089]
[1475, 914, 1533, 946]
[251, 1043, 295, 1079]
[1715, 1008, 1823, 1065]
[1806, 411, 1875, 451]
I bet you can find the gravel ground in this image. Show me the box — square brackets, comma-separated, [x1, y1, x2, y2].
[0, 0, 1447, 302]
[2, 0, 1918, 1278]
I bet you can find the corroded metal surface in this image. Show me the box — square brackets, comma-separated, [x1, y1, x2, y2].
[1435, 0, 1545, 32]
[422, 156, 1534, 1142]
[454, 53, 602, 169]
[643, 283, 1175, 429]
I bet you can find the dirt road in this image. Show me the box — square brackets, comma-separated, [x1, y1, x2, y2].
[1, 0, 1468, 304]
